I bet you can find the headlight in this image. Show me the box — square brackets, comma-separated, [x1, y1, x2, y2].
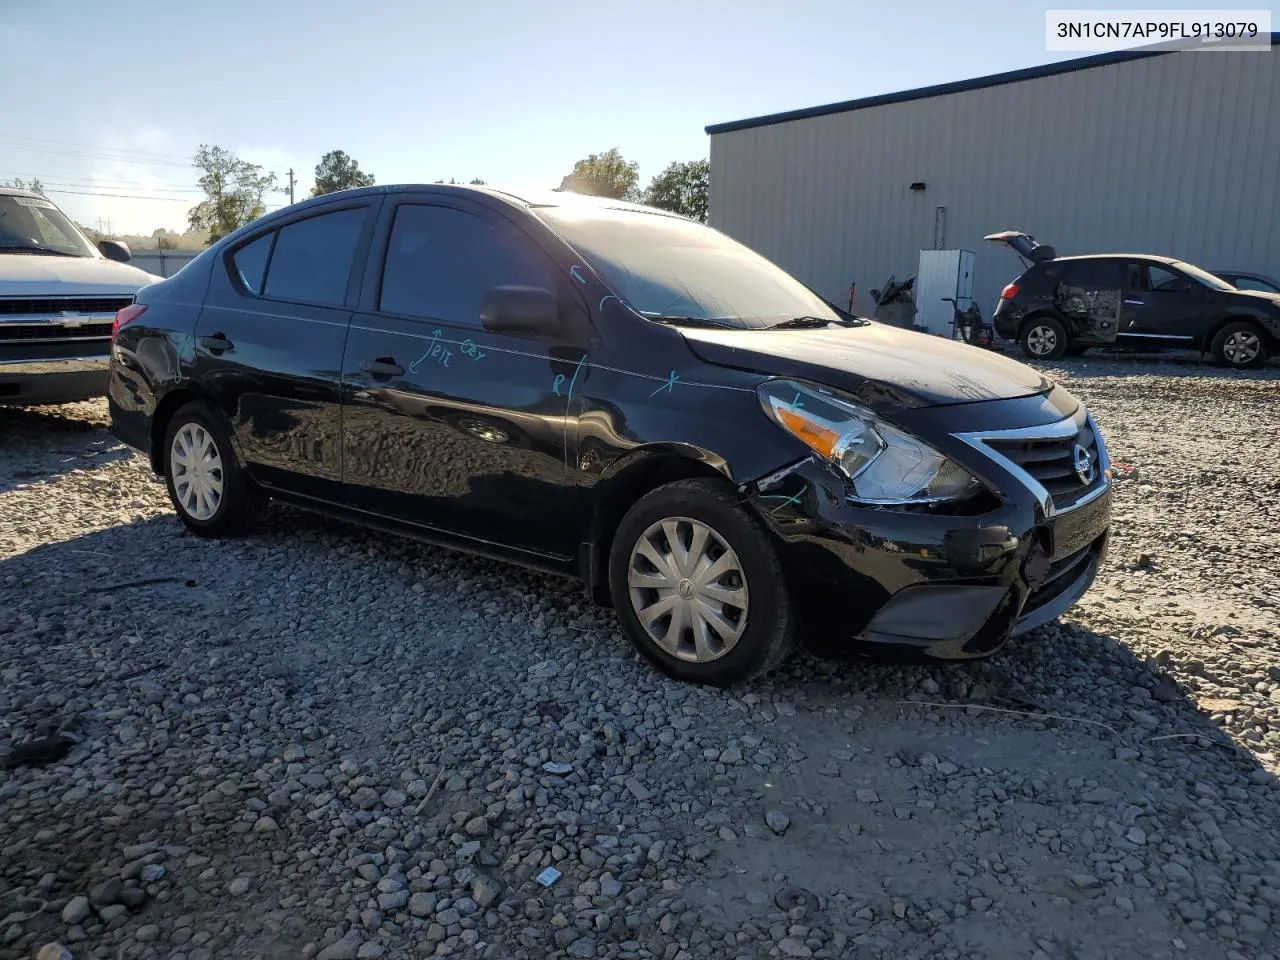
[757, 380, 980, 504]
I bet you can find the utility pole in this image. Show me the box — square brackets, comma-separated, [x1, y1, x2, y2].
[286, 168, 295, 205]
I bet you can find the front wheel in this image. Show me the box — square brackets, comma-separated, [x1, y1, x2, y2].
[1020, 317, 1069, 360]
[163, 401, 260, 537]
[1211, 321, 1270, 369]
[608, 479, 796, 685]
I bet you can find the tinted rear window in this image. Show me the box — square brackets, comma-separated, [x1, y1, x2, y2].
[262, 207, 367, 306]
[232, 233, 273, 294]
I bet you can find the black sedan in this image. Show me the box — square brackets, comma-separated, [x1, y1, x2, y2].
[107, 186, 1112, 685]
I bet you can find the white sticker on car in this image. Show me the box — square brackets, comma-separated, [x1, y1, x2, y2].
[14, 196, 56, 209]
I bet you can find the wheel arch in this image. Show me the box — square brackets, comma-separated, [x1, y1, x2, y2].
[1202, 312, 1275, 353]
[1017, 309, 1067, 338]
[149, 385, 243, 476]
[580, 445, 739, 606]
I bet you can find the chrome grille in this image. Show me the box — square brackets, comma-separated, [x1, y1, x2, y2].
[983, 410, 1103, 510]
[0, 296, 133, 315]
[956, 407, 1109, 514]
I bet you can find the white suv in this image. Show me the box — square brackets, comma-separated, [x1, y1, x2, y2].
[1, 187, 156, 405]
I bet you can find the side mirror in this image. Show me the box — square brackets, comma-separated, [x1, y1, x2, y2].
[99, 239, 132, 263]
[480, 285, 560, 336]
[869, 288, 882, 302]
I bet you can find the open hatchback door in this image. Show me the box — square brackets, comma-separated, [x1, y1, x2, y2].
[984, 230, 1057, 263]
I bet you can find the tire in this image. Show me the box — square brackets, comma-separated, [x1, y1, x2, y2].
[1019, 316, 1069, 360]
[162, 400, 260, 537]
[608, 478, 796, 686]
[1211, 320, 1270, 369]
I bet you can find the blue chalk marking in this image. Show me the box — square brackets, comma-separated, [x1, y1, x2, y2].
[598, 294, 619, 311]
[565, 355, 588, 404]
[760, 492, 803, 514]
[569, 265, 586, 285]
[648, 370, 680, 397]
[553, 355, 588, 403]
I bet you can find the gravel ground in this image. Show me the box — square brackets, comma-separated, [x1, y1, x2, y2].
[2, 353, 1279, 960]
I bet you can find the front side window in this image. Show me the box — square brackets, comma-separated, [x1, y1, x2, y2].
[533, 205, 840, 330]
[379, 205, 555, 326]
[0, 194, 97, 257]
[261, 207, 367, 306]
[1148, 265, 1185, 292]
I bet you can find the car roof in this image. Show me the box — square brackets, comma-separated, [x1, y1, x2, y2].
[0, 186, 47, 200]
[1052, 253, 1180, 265]
[276, 183, 677, 218]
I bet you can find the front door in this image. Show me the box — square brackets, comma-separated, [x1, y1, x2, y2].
[1120, 262, 1205, 345]
[340, 196, 590, 561]
[193, 201, 378, 497]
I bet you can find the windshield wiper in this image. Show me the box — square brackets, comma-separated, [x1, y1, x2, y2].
[771, 314, 871, 329]
[0, 245, 79, 257]
[647, 315, 738, 329]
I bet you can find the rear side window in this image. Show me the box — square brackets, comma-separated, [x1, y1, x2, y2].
[379, 205, 554, 326]
[232, 233, 273, 294]
[261, 207, 367, 306]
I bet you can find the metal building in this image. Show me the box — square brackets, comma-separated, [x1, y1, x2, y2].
[706, 37, 1280, 322]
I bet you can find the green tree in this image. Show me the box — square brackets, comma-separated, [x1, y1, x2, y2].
[642, 159, 709, 222]
[187, 145, 277, 245]
[7, 176, 44, 195]
[558, 148, 639, 200]
[311, 150, 375, 197]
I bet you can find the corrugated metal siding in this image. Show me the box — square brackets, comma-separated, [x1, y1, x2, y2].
[709, 51, 1280, 320]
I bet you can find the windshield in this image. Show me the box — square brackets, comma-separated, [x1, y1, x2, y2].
[533, 206, 841, 329]
[1175, 261, 1235, 292]
[0, 194, 97, 257]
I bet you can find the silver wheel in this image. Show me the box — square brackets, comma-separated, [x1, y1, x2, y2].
[1025, 324, 1059, 357]
[170, 422, 224, 521]
[627, 517, 749, 663]
[1223, 329, 1261, 365]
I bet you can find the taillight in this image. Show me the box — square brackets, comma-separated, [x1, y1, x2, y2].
[999, 282, 1020, 301]
[111, 303, 147, 340]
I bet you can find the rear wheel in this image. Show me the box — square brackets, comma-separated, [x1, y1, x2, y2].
[163, 401, 260, 537]
[608, 478, 796, 685]
[1020, 317, 1068, 360]
[1211, 320, 1269, 369]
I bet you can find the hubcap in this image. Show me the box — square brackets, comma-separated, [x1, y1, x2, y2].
[170, 422, 224, 521]
[1223, 330, 1261, 364]
[1026, 325, 1058, 356]
[627, 517, 749, 663]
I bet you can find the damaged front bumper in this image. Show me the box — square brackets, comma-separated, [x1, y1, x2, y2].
[746, 429, 1112, 659]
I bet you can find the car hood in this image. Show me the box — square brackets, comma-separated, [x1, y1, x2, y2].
[678, 321, 1053, 410]
[1228, 287, 1280, 306]
[0, 254, 156, 297]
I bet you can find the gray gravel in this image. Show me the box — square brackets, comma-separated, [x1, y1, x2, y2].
[1, 354, 1279, 960]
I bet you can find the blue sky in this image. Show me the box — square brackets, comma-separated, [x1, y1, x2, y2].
[0, 0, 1233, 233]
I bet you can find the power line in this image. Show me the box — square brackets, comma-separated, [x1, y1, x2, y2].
[0, 134, 191, 161]
[42, 188, 196, 201]
[0, 141, 192, 167]
[6, 178, 201, 194]
[1, 172, 202, 191]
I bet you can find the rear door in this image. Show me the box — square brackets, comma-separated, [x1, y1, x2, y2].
[1053, 259, 1125, 343]
[193, 200, 380, 498]
[1119, 262, 1206, 344]
[339, 193, 592, 561]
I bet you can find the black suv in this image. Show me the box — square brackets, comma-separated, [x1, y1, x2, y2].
[987, 233, 1279, 368]
[108, 186, 1112, 685]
